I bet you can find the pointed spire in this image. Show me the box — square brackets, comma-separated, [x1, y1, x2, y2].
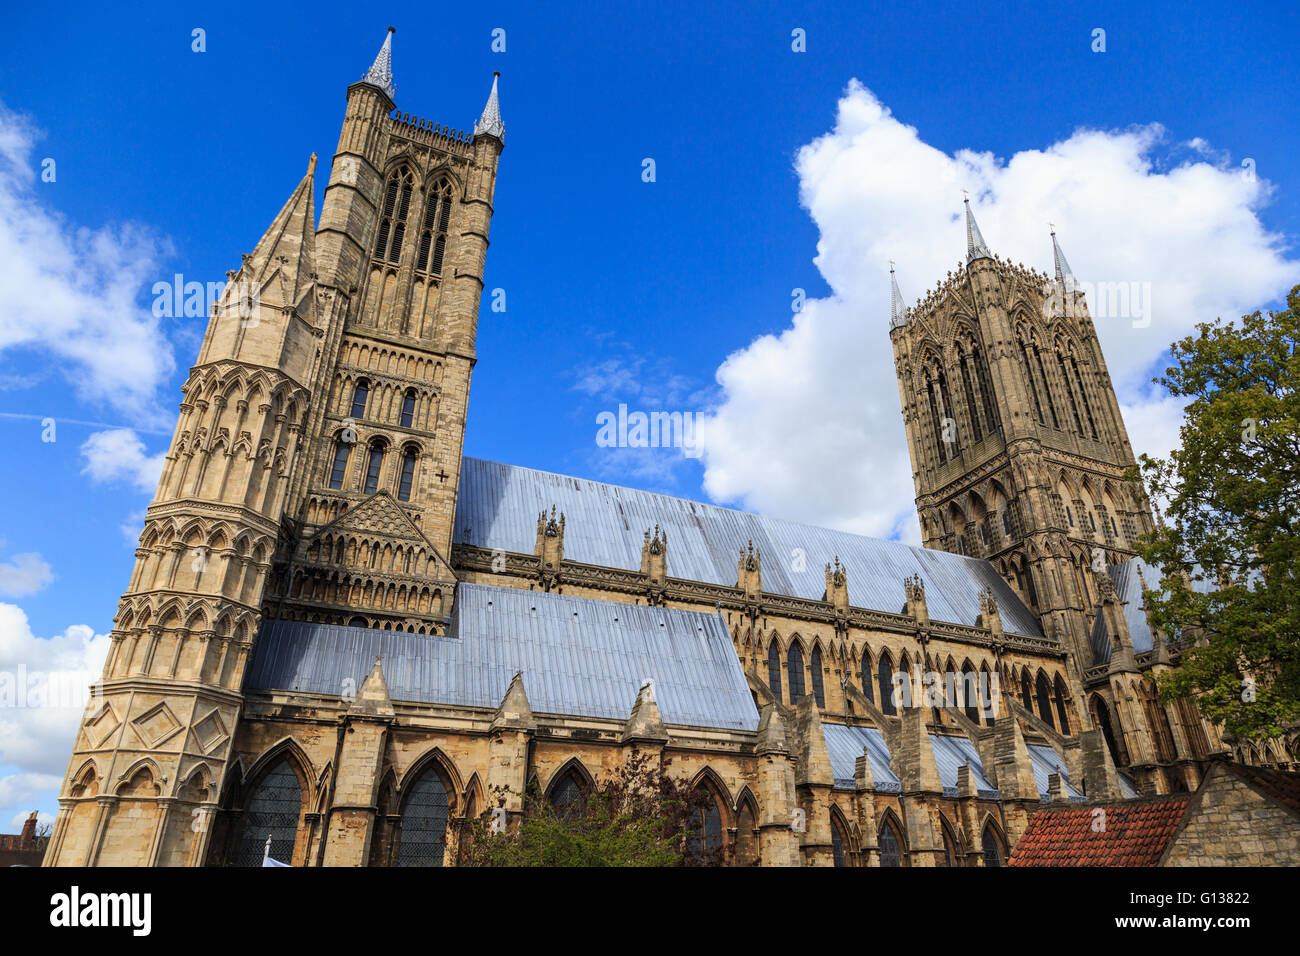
[963, 194, 992, 265]
[621, 678, 668, 744]
[491, 671, 536, 732]
[348, 656, 395, 719]
[361, 27, 396, 100]
[221, 155, 317, 319]
[1050, 225, 1075, 288]
[473, 71, 505, 142]
[889, 260, 909, 328]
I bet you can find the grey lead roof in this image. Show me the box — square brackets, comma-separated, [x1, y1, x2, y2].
[1027, 743, 1086, 802]
[822, 723, 901, 791]
[454, 457, 1043, 638]
[246, 582, 759, 731]
[1089, 556, 1215, 664]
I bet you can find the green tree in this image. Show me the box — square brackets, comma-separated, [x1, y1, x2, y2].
[459, 750, 726, 867]
[1133, 283, 1300, 740]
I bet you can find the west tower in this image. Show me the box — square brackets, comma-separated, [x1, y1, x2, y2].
[44, 30, 504, 866]
[889, 202, 1156, 677]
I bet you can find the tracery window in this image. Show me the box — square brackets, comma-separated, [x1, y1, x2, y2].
[878, 655, 896, 716]
[234, 759, 301, 867]
[548, 772, 586, 819]
[981, 827, 1003, 867]
[768, 642, 782, 703]
[1036, 671, 1057, 731]
[831, 816, 847, 867]
[416, 178, 453, 276]
[1054, 674, 1072, 734]
[861, 648, 874, 702]
[396, 766, 449, 866]
[788, 643, 806, 701]
[375, 165, 414, 265]
[810, 646, 825, 708]
[878, 819, 903, 867]
[689, 786, 723, 858]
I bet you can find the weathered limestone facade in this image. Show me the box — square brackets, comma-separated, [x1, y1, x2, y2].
[45, 32, 1293, 869]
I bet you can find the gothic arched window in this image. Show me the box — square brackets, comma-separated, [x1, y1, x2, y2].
[940, 819, 959, 867]
[1071, 355, 1099, 439]
[830, 815, 848, 867]
[363, 442, 386, 495]
[1036, 672, 1056, 731]
[787, 643, 806, 702]
[328, 439, 351, 490]
[689, 785, 723, 859]
[878, 818, 903, 867]
[350, 380, 370, 420]
[1054, 674, 1072, 734]
[768, 642, 782, 703]
[375, 165, 415, 265]
[234, 758, 302, 867]
[861, 648, 874, 703]
[981, 826, 1003, 867]
[926, 372, 947, 465]
[417, 178, 453, 276]
[1020, 670, 1034, 711]
[959, 346, 984, 441]
[961, 665, 980, 722]
[396, 766, 449, 866]
[878, 655, 896, 716]
[810, 646, 825, 708]
[397, 446, 417, 501]
[1018, 334, 1046, 424]
[1033, 343, 1060, 428]
[1058, 350, 1085, 435]
[548, 772, 586, 819]
[973, 346, 999, 429]
[400, 389, 417, 428]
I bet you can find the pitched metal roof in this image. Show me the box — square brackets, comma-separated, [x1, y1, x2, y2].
[821, 723, 900, 791]
[931, 733, 999, 798]
[1090, 556, 1216, 664]
[1027, 743, 1086, 802]
[454, 457, 1043, 638]
[247, 582, 759, 731]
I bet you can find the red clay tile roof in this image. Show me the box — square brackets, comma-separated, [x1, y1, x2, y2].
[1222, 763, 1300, 817]
[1007, 795, 1192, 867]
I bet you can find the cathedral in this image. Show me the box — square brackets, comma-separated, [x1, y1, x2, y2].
[42, 31, 1296, 868]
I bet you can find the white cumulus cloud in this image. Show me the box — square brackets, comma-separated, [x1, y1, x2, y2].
[0, 604, 110, 823]
[697, 81, 1296, 543]
[0, 102, 175, 423]
[0, 553, 53, 598]
[80, 428, 166, 493]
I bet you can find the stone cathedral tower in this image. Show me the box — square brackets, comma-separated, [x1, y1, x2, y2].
[43, 30, 504, 866]
[889, 200, 1155, 673]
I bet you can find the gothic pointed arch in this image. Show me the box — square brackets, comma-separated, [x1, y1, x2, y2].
[877, 807, 907, 867]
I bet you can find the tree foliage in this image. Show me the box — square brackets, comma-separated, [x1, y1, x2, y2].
[459, 750, 726, 867]
[1133, 284, 1300, 739]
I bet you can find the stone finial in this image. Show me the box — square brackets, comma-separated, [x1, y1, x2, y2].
[535, 506, 565, 589]
[889, 261, 910, 328]
[737, 540, 762, 599]
[621, 678, 668, 745]
[491, 671, 535, 732]
[902, 573, 928, 624]
[824, 556, 849, 613]
[348, 655, 395, 719]
[977, 585, 1002, 637]
[956, 761, 979, 799]
[640, 525, 668, 590]
[1047, 770, 1069, 803]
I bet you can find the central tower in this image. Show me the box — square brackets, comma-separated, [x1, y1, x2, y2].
[888, 201, 1155, 673]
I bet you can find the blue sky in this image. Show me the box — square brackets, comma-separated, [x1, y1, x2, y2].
[0, 0, 1296, 825]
